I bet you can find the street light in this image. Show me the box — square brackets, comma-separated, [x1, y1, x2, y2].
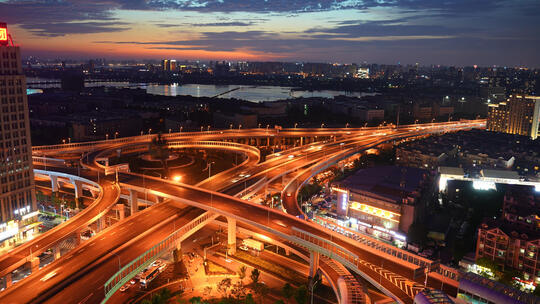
[179, 126, 183, 133]
[258, 123, 261, 128]
[106, 134, 109, 140]
[230, 124, 233, 130]
[200, 126, 204, 132]
[173, 175, 182, 182]
[310, 276, 320, 304]
[345, 123, 349, 128]
[148, 128, 152, 134]
[320, 123, 325, 128]
[207, 161, 215, 179]
[207, 125, 210, 131]
[114, 132, 118, 139]
[206, 161, 215, 208]
[295, 123, 298, 128]
[238, 124, 242, 130]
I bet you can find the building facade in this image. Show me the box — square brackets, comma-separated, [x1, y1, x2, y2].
[0, 24, 37, 242]
[331, 166, 430, 245]
[487, 95, 540, 139]
[475, 185, 540, 285]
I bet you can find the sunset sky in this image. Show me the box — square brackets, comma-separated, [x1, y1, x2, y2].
[2, 0, 540, 66]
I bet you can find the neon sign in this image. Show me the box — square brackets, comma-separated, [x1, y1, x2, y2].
[0, 27, 7, 44]
[350, 201, 400, 222]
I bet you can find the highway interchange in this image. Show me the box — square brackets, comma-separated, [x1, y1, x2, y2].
[0, 120, 485, 304]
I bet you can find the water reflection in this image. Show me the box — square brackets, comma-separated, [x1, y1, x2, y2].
[26, 78, 374, 102]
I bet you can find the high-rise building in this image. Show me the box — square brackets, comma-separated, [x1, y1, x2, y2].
[487, 95, 540, 139]
[161, 59, 169, 71]
[161, 59, 177, 72]
[0, 23, 37, 239]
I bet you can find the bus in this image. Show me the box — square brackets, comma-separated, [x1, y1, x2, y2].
[241, 238, 264, 251]
[139, 265, 160, 287]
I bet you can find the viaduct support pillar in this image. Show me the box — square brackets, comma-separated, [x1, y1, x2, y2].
[29, 257, 40, 273]
[129, 189, 138, 215]
[71, 179, 82, 209]
[173, 242, 182, 262]
[97, 216, 105, 232]
[227, 217, 237, 255]
[50, 175, 59, 193]
[309, 251, 320, 278]
[53, 246, 61, 260]
[116, 204, 125, 220]
[5, 273, 12, 288]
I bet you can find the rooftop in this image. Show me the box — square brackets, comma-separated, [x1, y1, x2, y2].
[459, 272, 539, 304]
[334, 166, 428, 202]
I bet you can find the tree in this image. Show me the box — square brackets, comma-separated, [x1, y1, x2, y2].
[407, 222, 428, 246]
[238, 266, 247, 284]
[273, 301, 285, 304]
[294, 285, 308, 304]
[534, 286, 540, 297]
[245, 294, 256, 304]
[250, 268, 260, 286]
[189, 297, 203, 304]
[203, 286, 213, 297]
[217, 278, 232, 298]
[230, 281, 246, 300]
[151, 293, 162, 304]
[255, 283, 269, 304]
[499, 269, 521, 285]
[281, 283, 294, 304]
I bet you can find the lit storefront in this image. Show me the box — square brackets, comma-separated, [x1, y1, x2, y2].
[0, 206, 40, 249]
[331, 186, 408, 246]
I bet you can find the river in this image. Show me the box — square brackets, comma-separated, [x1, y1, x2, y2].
[26, 78, 375, 102]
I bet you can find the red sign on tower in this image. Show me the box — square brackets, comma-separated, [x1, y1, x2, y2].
[0, 23, 8, 46]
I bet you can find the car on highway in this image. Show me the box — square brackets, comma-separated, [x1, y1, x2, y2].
[119, 284, 130, 292]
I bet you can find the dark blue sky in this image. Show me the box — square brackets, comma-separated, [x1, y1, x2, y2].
[1, 0, 539, 66]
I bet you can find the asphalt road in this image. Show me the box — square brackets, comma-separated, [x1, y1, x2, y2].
[1, 121, 484, 303]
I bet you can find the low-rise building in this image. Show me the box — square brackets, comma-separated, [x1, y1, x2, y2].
[396, 129, 540, 176]
[331, 166, 431, 244]
[457, 272, 538, 304]
[475, 186, 540, 285]
[213, 111, 257, 128]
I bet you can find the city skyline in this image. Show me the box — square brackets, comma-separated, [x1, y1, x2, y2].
[2, 0, 540, 67]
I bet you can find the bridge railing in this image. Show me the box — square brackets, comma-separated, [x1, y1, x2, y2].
[92, 140, 259, 172]
[32, 156, 66, 166]
[102, 211, 217, 303]
[32, 119, 485, 154]
[285, 133, 461, 281]
[291, 227, 424, 301]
